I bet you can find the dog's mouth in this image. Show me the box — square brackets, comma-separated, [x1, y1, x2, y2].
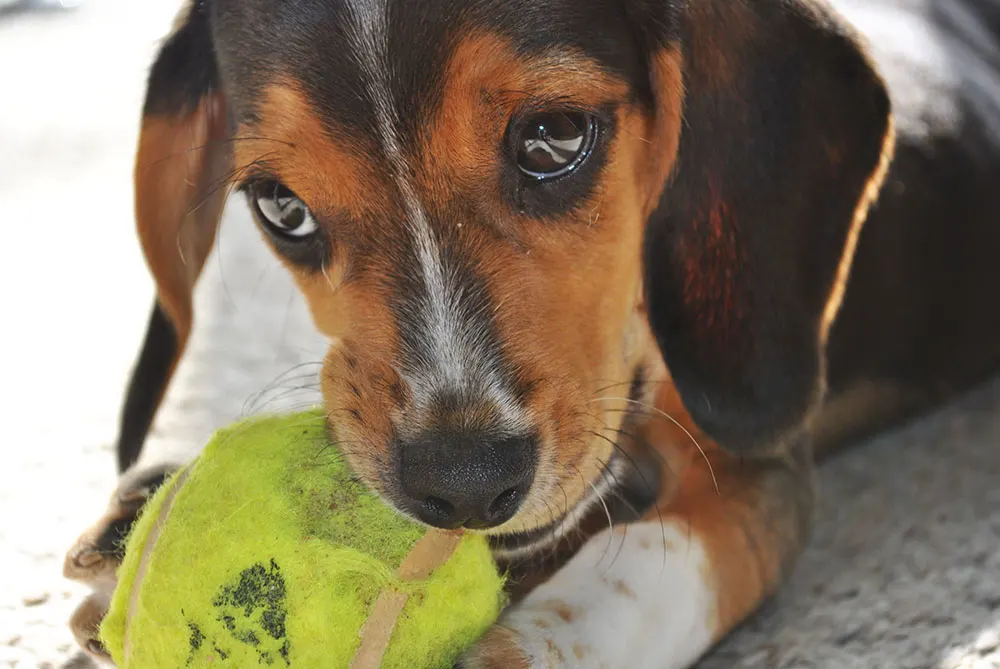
[487, 454, 625, 559]
[488, 368, 661, 559]
[488, 443, 661, 560]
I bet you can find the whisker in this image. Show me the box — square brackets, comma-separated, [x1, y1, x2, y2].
[246, 368, 323, 402]
[541, 497, 563, 566]
[616, 123, 653, 145]
[592, 397, 719, 494]
[174, 151, 282, 266]
[589, 378, 674, 396]
[321, 259, 339, 295]
[136, 135, 297, 171]
[585, 388, 703, 575]
[247, 385, 323, 415]
[584, 429, 658, 499]
[588, 187, 605, 228]
[570, 463, 616, 567]
[592, 457, 633, 571]
[182, 152, 277, 220]
[555, 480, 571, 522]
[243, 362, 324, 415]
[591, 432, 667, 568]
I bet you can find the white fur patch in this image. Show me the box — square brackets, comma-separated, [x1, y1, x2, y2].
[341, 0, 523, 427]
[500, 522, 718, 669]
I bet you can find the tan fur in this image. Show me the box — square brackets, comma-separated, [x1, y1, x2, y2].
[234, 83, 389, 222]
[640, 47, 685, 216]
[819, 114, 897, 345]
[135, 94, 230, 375]
[636, 372, 804, 641]
[231, 34, 688, 535]
[420, 33, 629, 197]
[69, 1, 900, 664]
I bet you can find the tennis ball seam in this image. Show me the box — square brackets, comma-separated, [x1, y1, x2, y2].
[101, 411, 505, 668]
[350, 531, 464, 669]
[123, 465, 193, 662]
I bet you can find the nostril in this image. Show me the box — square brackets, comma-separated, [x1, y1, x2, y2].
[488, 487, 521, 518]
[409, 494, 463, 529]
[485, 486, 525, 525]
[423, 495, 455, 520]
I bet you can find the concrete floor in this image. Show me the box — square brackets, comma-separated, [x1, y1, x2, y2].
[1, 2, 178, 666]
[0, 1, 998, 667]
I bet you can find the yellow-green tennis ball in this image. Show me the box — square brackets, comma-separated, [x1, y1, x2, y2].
[99, 410, 505, 668]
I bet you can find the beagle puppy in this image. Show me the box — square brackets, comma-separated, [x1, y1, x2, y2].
[64, 0, 1000, 666]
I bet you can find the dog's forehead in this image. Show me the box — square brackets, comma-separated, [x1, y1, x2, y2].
[212, 0, 643, 131]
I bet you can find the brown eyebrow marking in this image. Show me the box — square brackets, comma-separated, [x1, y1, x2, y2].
[234, 82, 388, 221]
[419, 32, 631, 188]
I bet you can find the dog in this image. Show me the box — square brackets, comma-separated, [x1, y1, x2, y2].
[62, 0, 1000, 666]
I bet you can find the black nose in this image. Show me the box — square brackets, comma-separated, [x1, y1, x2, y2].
[398, 431, 537, 530]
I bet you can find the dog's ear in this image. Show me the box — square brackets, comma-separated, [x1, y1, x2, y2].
[137, 0, 230, 351]
[632, 0, 895, 453]
[118, 0, 231, 471]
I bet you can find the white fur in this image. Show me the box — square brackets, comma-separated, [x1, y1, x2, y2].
[341, 0, 524, 427]
[144, 201, 328, 469]
[499, 521, 718, 669]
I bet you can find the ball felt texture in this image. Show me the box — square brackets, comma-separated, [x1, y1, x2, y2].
[99, 410, 505, 668]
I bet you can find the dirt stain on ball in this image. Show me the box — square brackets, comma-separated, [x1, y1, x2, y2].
[185, 559, 291, 665]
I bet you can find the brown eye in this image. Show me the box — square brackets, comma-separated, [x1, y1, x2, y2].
[516, 112, 596, 179]
[249, 181, 317, 239]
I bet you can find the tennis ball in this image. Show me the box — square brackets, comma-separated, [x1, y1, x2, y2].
[99, 410, 505, 668]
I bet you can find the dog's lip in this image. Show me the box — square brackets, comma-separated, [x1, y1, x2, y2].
[487, 451, 623, 556]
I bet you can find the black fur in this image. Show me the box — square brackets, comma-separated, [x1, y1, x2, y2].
[823, 0, 1000, 443]
[116, 302, 177, 473]
[638, 1, 892, 453]
[628, 0, 1000, 455]
[115, 0, 222, 473]
[144, 0, 220, 117]
[117, 0, 1000, 471]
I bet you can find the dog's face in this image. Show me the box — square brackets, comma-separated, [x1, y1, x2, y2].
[134, 0, 893, 541]
[211, 0, 675, 535]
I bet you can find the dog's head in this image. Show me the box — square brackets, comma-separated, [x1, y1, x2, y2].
[134, 0, 892, 539]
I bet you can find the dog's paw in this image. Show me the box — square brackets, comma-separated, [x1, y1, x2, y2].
[63, 464, 176, 588]
[456, 625, 533, 669]
[63, 463, 178, 664]
[68, 589, 114, 664]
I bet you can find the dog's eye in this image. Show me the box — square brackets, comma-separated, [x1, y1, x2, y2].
[516, 112, 596, 180]
[249, 181, 317, 239]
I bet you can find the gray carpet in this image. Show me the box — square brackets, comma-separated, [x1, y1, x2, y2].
[701, 379, 1000, 669]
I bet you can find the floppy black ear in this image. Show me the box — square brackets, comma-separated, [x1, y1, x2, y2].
[634, 0, 895, 453]
[117, 0, 232, 472]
